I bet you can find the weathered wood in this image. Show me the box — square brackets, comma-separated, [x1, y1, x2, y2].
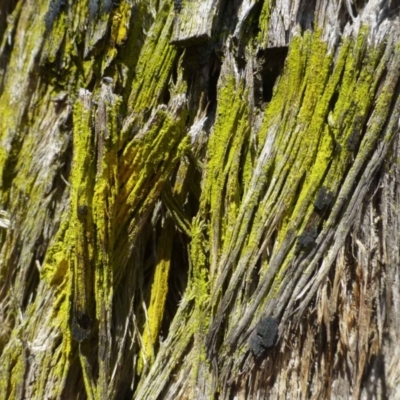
[1, 0, 400, 399]
[172, 0, 222, 45]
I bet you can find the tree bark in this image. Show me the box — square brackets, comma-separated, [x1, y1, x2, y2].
[0, 0, 399, 399]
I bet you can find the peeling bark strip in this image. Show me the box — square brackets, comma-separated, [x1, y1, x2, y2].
[0, 0, 400, 399]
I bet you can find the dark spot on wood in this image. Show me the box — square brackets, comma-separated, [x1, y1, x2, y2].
[250, 316, 279, 359]
[334, 140, 342, 155]
[346, 130, 359, 152]
[78, 204, 88, 219]
[71, 311, 91, 342]
[256, 316, 279, 347]
[34, 236, 43, 247]
[249, 334, 265, 359]
[314, 187, 334, 213]
[76, 310, 91, 329]
[296, 227, 318, 252]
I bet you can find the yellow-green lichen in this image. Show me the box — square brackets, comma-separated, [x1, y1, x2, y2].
[188, 217, 210, 384]
[68, 91, 96, 322]
[127, 1, 176, 115]
[138, 218, 174, 373]
[200, 71, 251, 278]
[257, 0, 272, 47]
[116, 107, 188, 247]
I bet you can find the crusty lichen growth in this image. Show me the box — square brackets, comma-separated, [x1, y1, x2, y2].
[69, 89, 95, 319]
[202, 25, 400, 388]
[200, 66, 251, 280]
[1, 0, 399, 399]
[138, 218, 175, 373]
[1, 0, 188, 397]
[127, 0, 176, 115]
[257, 0, 272, 47]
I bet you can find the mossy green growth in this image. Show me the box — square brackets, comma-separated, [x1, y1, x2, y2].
[276, 33, 334, 237]
[138, 218, 175, 374]
[258, 34, 309, 146]
[188, 217, 211, 383]
[41, 218, 70, 285]
[127, 1, 177, 114]
[200, 72, 251, 277]
[92, 91, 121, 395]
[251, 27, 391, 299]
[319, 28, 386, 214]
[92, 90, 122, 256]
[203, 26, 395, 338]
[110, 0, 132, 46]
[0, 1, 50, 194]
[0, 88, 17, 196]
[99, 0, 133, 74]
[226, 35, 313, 268]
[63, 91, 96, 333]
[1, 339, 25, 399]
[113, 100, 189, 282]
[118, 106, 188, 224]
[257, 0, 272, 47]
[42, 12, 68, 64]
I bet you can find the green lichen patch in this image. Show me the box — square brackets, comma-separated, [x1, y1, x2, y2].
[138, 218, 175, 374]
[114, 99, 189, 275]
[127, 1, 177, 115]
[199, 67, 251, 279]
[256, 0, 272, 48]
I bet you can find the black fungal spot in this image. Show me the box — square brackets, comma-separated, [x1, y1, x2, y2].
[45, 0, 66, 31]
[250, 316, 279, 359]
[314, 187, 334, 213]
[71, 311, 92, 342]
[249, 334, 265, 359]
[256, 316, 279, 347]
[296, 227, 318, 252]
[76, 311, 91, 329]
